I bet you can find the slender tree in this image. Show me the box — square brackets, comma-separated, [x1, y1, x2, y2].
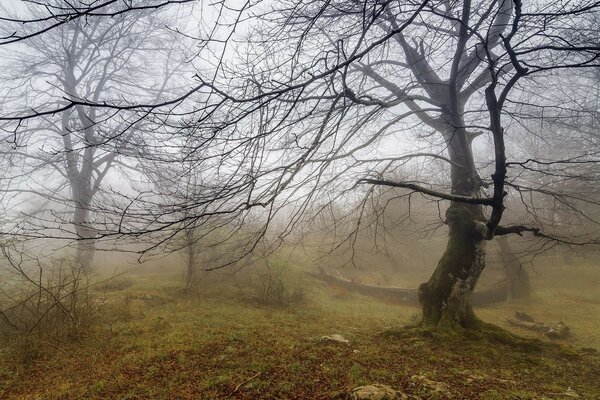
[0, 2, 190, 271]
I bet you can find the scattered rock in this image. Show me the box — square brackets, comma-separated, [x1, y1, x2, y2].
[348, 384, 398, 400]
[464, 373, 485, 384]
[131, 293, 168, 306]
[545, 321, 571, 339]
[457, 369, 516, 387]
[560, 387, 580, 398]
[506, 312, 571, 339]
[494, 377, 517, 386]
[94, 294, 121, 306]
[341, 384, 415, 400]
[548, 387, 582, 398]
[319, 334, 350, 345]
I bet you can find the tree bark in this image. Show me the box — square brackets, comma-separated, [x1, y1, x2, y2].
[73, 192, 96, 272]
[184, 228, 196, 291]
[418, 202, 487, 328]
[417, 111, 489, 329]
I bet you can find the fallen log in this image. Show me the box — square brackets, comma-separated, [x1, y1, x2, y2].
[506, 312, 571, 339]
[307, 267, 510, 306]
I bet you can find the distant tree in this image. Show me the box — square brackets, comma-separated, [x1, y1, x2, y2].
[0, 1, 190, 271]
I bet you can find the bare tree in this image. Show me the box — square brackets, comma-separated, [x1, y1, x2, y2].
[176, 0, 600, 330]
[0, 2, 191, 271]
[0, 1, 196, 46]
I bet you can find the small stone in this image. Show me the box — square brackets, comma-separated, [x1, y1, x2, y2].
[562, 387, 580, 398]
[134, 293, 168, 306]
[545, 321, 571, 339]
[319, 334, 350, 345]
[514, 311, 535, 322]
[347, 384, 411, 400]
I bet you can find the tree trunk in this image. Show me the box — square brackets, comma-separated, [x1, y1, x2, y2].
[73, 202, 96, 273]
[418, 202, 487, 328]
[184, 228, 195, 291]
[417, 111, 489, 329]
[497, 236, 530, 299]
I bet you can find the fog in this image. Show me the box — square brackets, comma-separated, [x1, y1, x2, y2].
[0, 1, 599, 399]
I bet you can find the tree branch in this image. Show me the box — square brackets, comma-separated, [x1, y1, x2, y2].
[357, 178, 494, 205]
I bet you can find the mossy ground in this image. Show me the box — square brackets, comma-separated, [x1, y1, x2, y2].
[1, 266, 599, 399]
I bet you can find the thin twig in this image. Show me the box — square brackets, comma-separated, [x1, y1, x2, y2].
[229, 371, 262, 397]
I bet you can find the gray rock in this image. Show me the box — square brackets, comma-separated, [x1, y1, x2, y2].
[319, 333, 350, 345]
[545, 321, 571, 339]
[347, 384, 410, 400]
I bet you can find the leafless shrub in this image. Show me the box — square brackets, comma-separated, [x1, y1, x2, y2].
[0, 245, 100, 350]
[251, 260, 307, 306]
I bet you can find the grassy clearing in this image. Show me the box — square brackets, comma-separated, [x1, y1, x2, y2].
[1, 267, 599, 399]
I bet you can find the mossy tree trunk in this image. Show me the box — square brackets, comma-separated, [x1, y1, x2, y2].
[418, 115, 490, 329]
[419, 203, 488, 328]
[184, 227, 196, 292]
[354, 0, 515, 329]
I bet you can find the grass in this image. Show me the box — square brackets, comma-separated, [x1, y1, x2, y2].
[1, 266, 599, 399]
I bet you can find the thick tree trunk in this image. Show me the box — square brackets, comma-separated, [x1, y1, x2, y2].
[497, 236, 530, 299]
[418, 202, 487, 328]
[417, 109, 489, 329]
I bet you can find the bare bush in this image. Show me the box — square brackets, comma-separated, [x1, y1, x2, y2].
[251, 261, 307, 306]
[0, 246, 99, 344]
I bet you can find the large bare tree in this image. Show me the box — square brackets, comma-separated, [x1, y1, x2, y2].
[177, 0, 600, 330]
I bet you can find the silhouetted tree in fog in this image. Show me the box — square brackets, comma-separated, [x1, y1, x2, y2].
[0, 2, 191, 271]
[183, 0, 600, 330]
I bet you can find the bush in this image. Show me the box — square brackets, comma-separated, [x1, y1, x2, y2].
[0, 255, 100, 346]
[252, 260, 307, 306]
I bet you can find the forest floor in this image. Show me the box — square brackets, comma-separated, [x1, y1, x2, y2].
[1, 264, 599, 399]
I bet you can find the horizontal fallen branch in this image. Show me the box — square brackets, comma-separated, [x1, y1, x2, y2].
[307, 268, 509, 306]
[506, 312, 571, 339]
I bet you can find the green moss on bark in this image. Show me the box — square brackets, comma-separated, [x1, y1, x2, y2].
[419, 203, 487, 329]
